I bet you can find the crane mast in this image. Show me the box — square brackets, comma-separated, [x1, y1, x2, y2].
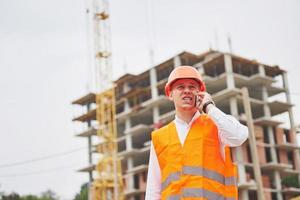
[85, 0, 124, 199]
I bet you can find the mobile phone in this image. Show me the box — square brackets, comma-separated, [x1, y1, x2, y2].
[194, 94, 199, 107]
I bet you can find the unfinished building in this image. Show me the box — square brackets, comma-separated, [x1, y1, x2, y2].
[72, 50, 300, 200]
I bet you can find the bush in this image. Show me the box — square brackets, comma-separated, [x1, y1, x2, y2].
[281, 175, 300, 188]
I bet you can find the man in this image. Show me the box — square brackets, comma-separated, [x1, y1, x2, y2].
[145, 66, 248, 200]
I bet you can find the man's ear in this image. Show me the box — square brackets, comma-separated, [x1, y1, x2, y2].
[168, 92, 173, 101]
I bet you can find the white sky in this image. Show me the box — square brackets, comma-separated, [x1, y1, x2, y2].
[0, 0, 299, 199]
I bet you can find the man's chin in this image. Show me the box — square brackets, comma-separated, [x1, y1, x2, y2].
[180, 105, 195, 110]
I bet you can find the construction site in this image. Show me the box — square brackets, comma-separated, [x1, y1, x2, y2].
[1, 0, 300, 200]
[72, 50, 300, 200]
[70, 0, 300, 200]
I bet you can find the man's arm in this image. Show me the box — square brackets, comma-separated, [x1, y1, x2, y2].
[207, 105, 248, 146]
[197, 92, 248, 146]
[145, 142, 161, 200]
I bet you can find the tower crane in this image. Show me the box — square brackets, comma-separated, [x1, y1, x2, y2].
[84, 0, 124, 199]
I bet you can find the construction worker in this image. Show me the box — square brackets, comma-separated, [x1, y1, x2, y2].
[145, 66, 248, 200]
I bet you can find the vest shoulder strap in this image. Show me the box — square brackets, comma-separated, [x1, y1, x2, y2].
[151, 121, 175, 155]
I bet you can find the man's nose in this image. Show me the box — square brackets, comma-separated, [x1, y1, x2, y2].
[183, 87, 192, 93]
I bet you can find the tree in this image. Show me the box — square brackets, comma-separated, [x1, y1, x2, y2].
[20, 194, 40, 200]
[1, 190, 59, 200]
[282, 175, 300, 188]
[40, 190, 59, 200]
[2, 192, 21, 200]
[74, 183, 88, 200]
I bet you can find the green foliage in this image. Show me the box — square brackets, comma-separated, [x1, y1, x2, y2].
[0, 190, 59, 200]
[1, 192, 21, 200]
[20, 195, 40, 200]
[73, 183, 88, 200]
[281, 175, 300, 188]
[40, 190, 58, 200]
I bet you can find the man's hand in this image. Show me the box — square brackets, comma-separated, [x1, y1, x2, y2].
[195, 91, 215, 113]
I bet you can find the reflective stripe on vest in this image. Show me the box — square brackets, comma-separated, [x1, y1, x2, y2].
[167, 188, 236, 200]
[161, 166, 236, 190]
[183, 166, 237, 186]
[161, 172, 181, 190]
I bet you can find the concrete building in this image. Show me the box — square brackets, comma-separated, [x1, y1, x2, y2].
[72, 50, 300, 200]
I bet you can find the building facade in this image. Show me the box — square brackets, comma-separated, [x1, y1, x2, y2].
[72, 50, 300, 200]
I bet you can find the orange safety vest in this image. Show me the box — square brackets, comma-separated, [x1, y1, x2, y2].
[152, 114, 238, 200]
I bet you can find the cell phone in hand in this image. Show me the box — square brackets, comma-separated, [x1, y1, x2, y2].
[194, 94, 200, 107]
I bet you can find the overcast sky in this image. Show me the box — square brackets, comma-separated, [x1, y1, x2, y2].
[0, 0, 299, 199]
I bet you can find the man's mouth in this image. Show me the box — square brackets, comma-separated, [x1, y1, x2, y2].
[182, 96, 193, 103]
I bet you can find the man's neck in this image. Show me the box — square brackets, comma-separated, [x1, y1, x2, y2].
[176, 109, 197, 124]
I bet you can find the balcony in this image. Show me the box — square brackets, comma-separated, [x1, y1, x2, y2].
[72, 93, 96, 106]
[212, 88, 241, 104]
[238, 180, 256, 190]
[282, 187, 300, 195]
[253, 117, 283, 127]
[76, 127, 97, 137]
[281, 168, 300, 176]
[234, 73, 274, 88]
[158, 110, 175, 123]
[126, 164, 148, 176]
[72, 109, 96, 122]
[261, 162, 293, 171]
[116, 109, 134, 122]
[77, 164, 95, 173]
[124, 124, 152, 136]
[118, 148, 141, 159]
[124, 189, 145, 197]
[268, 101, 292, 116]
[276, 143, 300, 151]
[141, 95, 170, 108]
[203, 73, 227, 94]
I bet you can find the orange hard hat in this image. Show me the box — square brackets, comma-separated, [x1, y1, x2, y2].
[165, 66, 206, 96]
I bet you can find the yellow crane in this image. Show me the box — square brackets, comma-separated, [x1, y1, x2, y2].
[92, 88, 123, 200]
[84, 0, 124, 199]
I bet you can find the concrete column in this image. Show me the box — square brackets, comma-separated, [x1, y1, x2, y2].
[263, 71, 291, 199]
[260, 64, 271, 123]
[268, 126, 278, 163]
[125, 114, 131, 130]
[123, 82, 130, 94]
[261, 83, 277, 164]
[236, 145, 248, 200]
[229, 98, 239, 118]
[282, 72, 300, 180]
[150, 68, 158, 100]
[150, 67, 162, 127]
[125, 118, 132, 150]
[242, 88, 265, 200]
[258, 64, 266, 76]
[262, 87, 271, 117]
[230, 98, 248, 200]
[274, 171, 283, 200]
[125, 134, 132, 151]
[173, 55, 181, 67]
[124, 99, 130, 112]
[127, 158, 134, 190]
[224, 54, 235, 89]
[236, 152, 248, 200]
[153, 106, 160, 124]
[125, 116, 134, 193]
[197, 63, 205, 75]
[282, 72, 294, 128]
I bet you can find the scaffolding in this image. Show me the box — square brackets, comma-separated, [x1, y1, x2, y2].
[91, 88, 124, 200]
